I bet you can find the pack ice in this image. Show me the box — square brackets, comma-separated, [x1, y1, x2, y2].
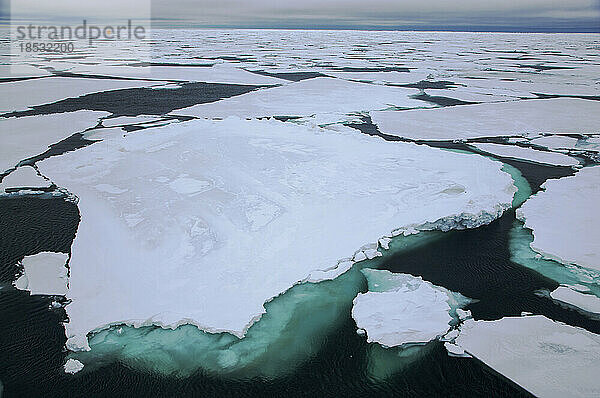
[37, 117, 516, 351]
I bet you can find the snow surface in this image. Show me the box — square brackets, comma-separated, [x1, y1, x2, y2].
[0, 77, 167, 114]
[517, 166, 600, 272]
[0, 111, 110, 174]
[352, 269, 469, 347]
[37, 116, 515, 351]
[468, 143, 579, 166]
[455, 316, 600, 398]
[177, 77, 429, 120]
[550, 287, 600, 314]
[371, 98, 600, 141]
[14, 252, 69, 295]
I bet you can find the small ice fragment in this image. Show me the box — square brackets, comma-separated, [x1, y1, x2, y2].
[64, 359, 84, 374]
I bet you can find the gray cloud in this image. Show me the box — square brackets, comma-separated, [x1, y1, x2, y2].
[6, 0, 600, 31]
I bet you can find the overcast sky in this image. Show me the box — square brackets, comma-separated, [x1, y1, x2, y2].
[3, 0, 600, 31]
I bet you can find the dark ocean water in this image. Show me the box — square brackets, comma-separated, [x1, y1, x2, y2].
[0, 159, 597, 398]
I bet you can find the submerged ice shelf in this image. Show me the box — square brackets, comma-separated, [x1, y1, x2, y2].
[37, 116, 516, 353]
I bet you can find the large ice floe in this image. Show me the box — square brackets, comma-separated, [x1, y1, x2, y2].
[371, 98, 600, 141]
[550, 286, 600, 315]
[351, 269, 471, 347]
[177, 77, 429, 120]
[455, 316, 600, 398]
[517, 166, 600, 272]
[0, 166, 53, 193]
[36, 116, 516, 356]
[0, 110, 110, 174]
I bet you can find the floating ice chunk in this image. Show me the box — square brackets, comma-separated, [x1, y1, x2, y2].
[371, 99, 600, 141]
[517, 166, 600, 272]
[0, 77, 165, 114]
[379, 237, 392, 250]
[37, 116, 514, 351]
[14, 252, 69, 295]
[444, 342, 470, 357]
[178, 77, 429, 119]
[455, 316, 600, 398]
[305, 260, 354, 283]
[352, 286, 452, 347]
[469, 143, 579, 166]
[352, 269, 471, 347]
[64, 358, 84, 374]
[550, 287, 600, 314]
[0, 166, 52, 192]
[353, 251, 368, 262]
[0, 110, 110, 174]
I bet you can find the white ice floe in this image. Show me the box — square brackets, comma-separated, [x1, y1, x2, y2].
[351, 269, 470, 347]
[530, 135, 581, 150]
[455, 316, 600, 398]
[0, 77, 166, 114]
[0, 110, 110, 174]
[0, 166, 52, 192]
[550, 286, 600, 314]
[61, 63, 288, 85]
[177, 77, 428, 119]
[14, 252, 69, 295]
[371, 98, 600, 141]
[468, 143, 579, 166]
[517, 166, 600, 272]
[37, 116, 515, 351]
[64, 358, 84, 374]
[531, 135, 600, 153]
